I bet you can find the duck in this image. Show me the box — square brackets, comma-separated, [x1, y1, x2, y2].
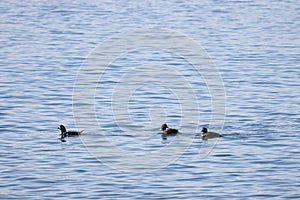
[201, 127, 222, 140]
[58, 124, 83, 138]
[161, 124, 179, 134]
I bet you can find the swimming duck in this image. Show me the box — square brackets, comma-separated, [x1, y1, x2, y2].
[58, 125, 83, 138]
[161, 124, 179, 134]
[201, 127, 222, 140]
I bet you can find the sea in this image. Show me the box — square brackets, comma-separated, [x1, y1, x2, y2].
[1, 0, 299, 199]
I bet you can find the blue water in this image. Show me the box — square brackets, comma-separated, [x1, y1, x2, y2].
[1, 0, 299, 199]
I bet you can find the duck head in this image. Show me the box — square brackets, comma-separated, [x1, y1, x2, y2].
[161, 124, 168, 131]
[201, 127, 208, 133]
[58, 124, 66, 133]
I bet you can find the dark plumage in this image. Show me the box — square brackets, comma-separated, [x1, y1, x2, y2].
[161, 124, 179, 134]
[201, 127, 222, 140]
[58, 125, 83, 138]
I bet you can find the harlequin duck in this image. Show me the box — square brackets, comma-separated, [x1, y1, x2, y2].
[58, 125, 83, 138]
[201, 127, 222, 140]
[161, 124, 179, 134]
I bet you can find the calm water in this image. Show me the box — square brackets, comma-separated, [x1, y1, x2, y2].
[1, 0, 299, 199]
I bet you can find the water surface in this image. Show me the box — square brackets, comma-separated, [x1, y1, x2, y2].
[1, 0, 299, 199]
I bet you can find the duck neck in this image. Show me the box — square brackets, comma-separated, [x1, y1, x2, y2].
[60, 127, 66, 133]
